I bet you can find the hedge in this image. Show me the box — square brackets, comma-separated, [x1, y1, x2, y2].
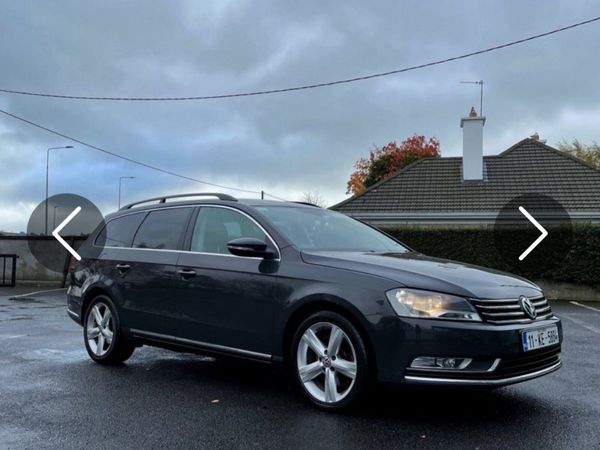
[382, 223, 600, 288]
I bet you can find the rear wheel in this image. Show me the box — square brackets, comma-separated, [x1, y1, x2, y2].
[291, 311, 369, 410]
[83, 295, 135, 364]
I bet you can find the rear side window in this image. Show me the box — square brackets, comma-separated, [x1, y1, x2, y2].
[132, 208, 192, 250]
[96, 213, 145, 248]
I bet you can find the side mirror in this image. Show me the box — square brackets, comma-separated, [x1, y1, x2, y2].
[227, 237, 276, 259]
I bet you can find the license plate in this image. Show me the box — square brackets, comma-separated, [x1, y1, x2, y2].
[521, 326, 559, 352]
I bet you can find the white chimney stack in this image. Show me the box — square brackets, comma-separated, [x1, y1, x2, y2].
[460, 107, 486, 181]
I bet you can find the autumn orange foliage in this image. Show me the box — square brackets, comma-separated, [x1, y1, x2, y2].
[346, 135, 440, 195]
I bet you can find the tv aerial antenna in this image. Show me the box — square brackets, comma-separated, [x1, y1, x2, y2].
[460, 80, 484, 115]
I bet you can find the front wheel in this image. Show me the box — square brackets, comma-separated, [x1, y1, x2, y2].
[83, 295, 135, 364]
[291, 311, 369, 410]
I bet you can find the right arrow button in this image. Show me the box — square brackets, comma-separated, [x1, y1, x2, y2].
[518, 206, 549, 261]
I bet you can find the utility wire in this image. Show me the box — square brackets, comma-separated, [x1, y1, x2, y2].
[0, 107, 280, 197]
[0, 16, 598, 102]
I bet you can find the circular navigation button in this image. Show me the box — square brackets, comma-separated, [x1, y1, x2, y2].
[493, 193, 573, 275]
[27, 193, 105, 273]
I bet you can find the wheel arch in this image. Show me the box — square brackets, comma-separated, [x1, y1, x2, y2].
[81, 286, 112, 320]
[281, 296, 378, 379]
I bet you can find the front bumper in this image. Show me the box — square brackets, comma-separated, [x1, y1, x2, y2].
[370, 314, 563, 385]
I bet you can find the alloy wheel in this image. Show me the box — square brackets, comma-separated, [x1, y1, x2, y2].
[296, 321, 357, 403]
[86, 302, 114, 357]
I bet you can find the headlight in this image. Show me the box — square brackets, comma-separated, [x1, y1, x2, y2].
[386, 288, 481, 322]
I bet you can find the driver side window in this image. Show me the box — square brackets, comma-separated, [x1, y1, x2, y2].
[191, 207, 268, 255]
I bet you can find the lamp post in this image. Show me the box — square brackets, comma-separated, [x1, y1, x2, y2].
[45, 146, 74, 235]
[118, 176, 136, 209]
[53, 206, 61, 230]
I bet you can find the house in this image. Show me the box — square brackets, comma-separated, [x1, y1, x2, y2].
[331, 110, 600, 226]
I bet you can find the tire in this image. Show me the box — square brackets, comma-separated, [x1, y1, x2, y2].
[83, 294, 135, 365]
[291, 311, 369, 410]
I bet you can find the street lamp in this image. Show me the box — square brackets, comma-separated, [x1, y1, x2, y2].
[45, 146, 74, 235]
[53, 206, 62, 230]
[118, 176, 136, 209]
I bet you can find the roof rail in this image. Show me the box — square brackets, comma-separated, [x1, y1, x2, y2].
[121, 192, 237, 210]
[292, 201, 321, 208]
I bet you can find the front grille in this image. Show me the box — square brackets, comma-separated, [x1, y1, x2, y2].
[405, 345, 561, 380]
[471, 295, 553, 325]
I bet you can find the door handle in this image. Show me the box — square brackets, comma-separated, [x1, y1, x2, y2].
[177, 269, 197, 279]
[116, 264, 131, 273]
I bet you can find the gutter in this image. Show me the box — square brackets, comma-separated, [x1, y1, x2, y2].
[343, 211, 600, 225]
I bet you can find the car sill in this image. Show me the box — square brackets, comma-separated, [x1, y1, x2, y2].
[404, 360, 562, 386]
[129, 328, 272, 362]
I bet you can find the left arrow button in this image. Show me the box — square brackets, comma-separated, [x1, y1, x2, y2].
[52, 206, 82, 261]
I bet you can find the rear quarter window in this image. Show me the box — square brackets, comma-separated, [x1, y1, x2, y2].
[95, 213, 146, 248]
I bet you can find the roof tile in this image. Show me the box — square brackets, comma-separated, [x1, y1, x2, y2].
[332, 139, 600, 213]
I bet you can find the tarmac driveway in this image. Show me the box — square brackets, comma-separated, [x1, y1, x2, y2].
[0, 288, 599, 449]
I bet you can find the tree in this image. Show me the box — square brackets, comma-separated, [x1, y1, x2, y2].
[557, 139, 600, 169]
[301, 190, 327, 208]
[346, 135, 440, 195]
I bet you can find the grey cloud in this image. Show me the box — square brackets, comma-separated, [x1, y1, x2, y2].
[1, 1, 599, 232]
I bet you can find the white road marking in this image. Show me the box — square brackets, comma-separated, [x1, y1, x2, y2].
[10, 288, 66, 299]
[562, 315, 600, 334]
[51, 206, 82, 260]
[518, 206, 549, 261]
[570, 301, 600, 313]
[0, 334, 27, 340]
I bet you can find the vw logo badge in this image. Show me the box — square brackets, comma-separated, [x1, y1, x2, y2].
[519, 295, 537, 319]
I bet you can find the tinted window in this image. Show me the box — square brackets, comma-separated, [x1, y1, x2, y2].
[191, 207, 268, 254]
[255, 206, 408, 252]
[132, 208, 192, 250]
[96, 213, 145, 248]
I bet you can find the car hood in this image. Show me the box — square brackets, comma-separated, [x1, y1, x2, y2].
[300, 251, 542, 299]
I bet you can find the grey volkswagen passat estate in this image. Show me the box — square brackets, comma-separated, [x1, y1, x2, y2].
[67, 193, 562, 410]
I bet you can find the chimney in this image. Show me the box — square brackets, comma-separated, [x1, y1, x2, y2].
[460, 107, 486, 181]
[530, 132, 547, 144]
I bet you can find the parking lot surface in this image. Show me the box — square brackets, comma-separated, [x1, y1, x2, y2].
[0, 289, 599, 449]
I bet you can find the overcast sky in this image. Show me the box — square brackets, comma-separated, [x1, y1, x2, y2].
[1, 1, 599, 232]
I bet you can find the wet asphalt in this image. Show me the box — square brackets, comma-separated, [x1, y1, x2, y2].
[0, 289, 599, 449]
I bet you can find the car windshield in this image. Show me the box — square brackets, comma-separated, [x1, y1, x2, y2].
[255, 205, 409, 252]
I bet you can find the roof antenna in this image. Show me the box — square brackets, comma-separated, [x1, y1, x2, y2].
[460, 80, 484, 116]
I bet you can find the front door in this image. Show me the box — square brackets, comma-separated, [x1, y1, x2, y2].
[175, 206, 282, 357]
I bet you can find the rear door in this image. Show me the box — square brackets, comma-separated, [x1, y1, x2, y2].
[94, 212, 147, 313]
[175, 206, 281, 357]
[116, 207, 193, 336]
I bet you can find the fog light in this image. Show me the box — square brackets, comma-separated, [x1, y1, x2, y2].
[411, 356, 472, 370]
